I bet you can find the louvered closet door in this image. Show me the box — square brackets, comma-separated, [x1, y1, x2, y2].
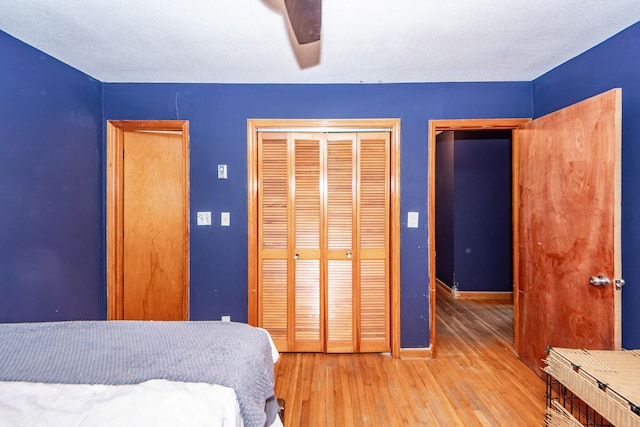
[357, 133, 390, 352]
[325, 132, 390, 353]
[258, 131, 389, 353]
[258, 132, 323, 352]
[257, 133, 290, 351]
[291, 133, 323, 352]
[326, 134, 357, 352]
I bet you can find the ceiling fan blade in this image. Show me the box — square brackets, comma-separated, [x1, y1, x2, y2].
[283, 0, 321, 44]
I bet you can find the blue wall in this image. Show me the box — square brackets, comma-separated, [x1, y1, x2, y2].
[7, 20, 636, 349]
[454, 131, 512, 292]
[435, 131, 455, 286]
[0, 31, 104, 322]
[435, 131, 512, 293]
[533, 22, 640, 349]
[103, 82, 532, 347]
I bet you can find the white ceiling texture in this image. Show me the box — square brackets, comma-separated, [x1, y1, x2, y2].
[0, 0, 638, 83]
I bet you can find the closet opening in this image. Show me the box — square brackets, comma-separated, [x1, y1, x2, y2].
[247, 119, 401, 358]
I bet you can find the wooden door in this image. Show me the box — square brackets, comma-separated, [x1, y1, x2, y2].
[106, 121, 190, 321]
[357, 133, 390, 352]
[517, 89, 622, 374]
[257, 132, 289, 350]
[257, 131, 389, 353]
[258, 132, 324, 352]
[292, 133, 324, 351]
[326, 133, 356, 352]
[122, 131, 185, 320]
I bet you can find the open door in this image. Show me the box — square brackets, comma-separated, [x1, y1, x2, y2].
[517, 88, 622, 374]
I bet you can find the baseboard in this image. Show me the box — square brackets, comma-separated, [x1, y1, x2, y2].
[399, 347, 432, 359]
[435, 278, 453, 295]
[436, 278, 513, 301]
[455, 291, 513, 301]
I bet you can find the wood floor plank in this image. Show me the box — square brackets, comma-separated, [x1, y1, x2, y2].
[274, 292, 546, 426]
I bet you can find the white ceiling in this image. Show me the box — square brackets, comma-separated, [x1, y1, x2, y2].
[0, 0, 638, 83]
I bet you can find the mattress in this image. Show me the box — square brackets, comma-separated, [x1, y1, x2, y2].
[0, 320, 278, 427]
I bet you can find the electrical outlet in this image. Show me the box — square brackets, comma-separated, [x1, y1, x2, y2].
[407, 211, 419, 228]
[197, 211, 212, 226]
[221, 212, 230, 226]
[221, 315, 231, 322]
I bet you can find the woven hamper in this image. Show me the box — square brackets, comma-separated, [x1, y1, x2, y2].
[544, 347, 640, 427]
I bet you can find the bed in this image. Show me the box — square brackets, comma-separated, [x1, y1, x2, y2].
[0, 320, 283, 427]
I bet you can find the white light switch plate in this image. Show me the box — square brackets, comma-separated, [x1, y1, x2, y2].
[217, 164, 227, 179]
[197, 211, 212, 226]
[221, 212, 230, 226]
[407, 211, 419, 228]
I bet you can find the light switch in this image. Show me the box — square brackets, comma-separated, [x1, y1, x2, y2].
[221, 212, 230, 226]
[197, 211, 212, 226]
[407, 211, 419, 228]
[217, 164, 228, 179]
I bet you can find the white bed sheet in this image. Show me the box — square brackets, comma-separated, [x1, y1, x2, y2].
[0, 326, 282, 427]
[258, 327, 280, 364]
[0, 379, 243, 427]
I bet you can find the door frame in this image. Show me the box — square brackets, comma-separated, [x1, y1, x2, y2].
[428, 118, 530, 357]
[106, 120, 190, 320]
[247, 118, 401, 358]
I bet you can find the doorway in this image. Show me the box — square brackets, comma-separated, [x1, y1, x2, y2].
[429, 90, 622, 369]
[106, 120, 190, 320]
[428, 119, 529, 357]
[435, 130, 513, 298]
[434, 128, 516, 365]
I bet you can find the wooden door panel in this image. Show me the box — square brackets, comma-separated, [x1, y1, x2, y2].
[327, 136, 355, 250]
[294, 135, 321, 250]
[358, 134, 390, 352]
[327, 260, 354, 352]
[259, 134, 288, 250]
[294, 259, 322, 350]
[518, 89, 621, 374]
[122, 131, 184, 320]
[292, 134, 323, 351]
[258, 134, 290, 349]
[360, 135, 389, 250]
[360, 259, 389, 351]
[326, 135, 356, 352]
[260, 259, 288, 348]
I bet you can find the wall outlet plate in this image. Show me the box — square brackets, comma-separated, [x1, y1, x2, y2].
[221, 315, 231, 322]
[221, 212, 230, 226]
[407, 211, 419, 228]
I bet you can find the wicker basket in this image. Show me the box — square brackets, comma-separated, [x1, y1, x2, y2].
[544, 347, 640, 427]
[547, 400, 585, 427]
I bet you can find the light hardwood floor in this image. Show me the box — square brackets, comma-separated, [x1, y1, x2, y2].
[273, 291, 546, 426]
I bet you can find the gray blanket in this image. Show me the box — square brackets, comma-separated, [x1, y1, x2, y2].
[0, 321, 277, 427]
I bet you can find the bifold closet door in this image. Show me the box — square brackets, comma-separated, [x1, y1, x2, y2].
[325, 134, 356, 352]
[357, 133, 390, 352]
[257, 132, 290, 351]
[291, 133, 323, 352]
[257, 131, 389, 353]
[257, 132, 324, 352]
[325, 133, 390, 353]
